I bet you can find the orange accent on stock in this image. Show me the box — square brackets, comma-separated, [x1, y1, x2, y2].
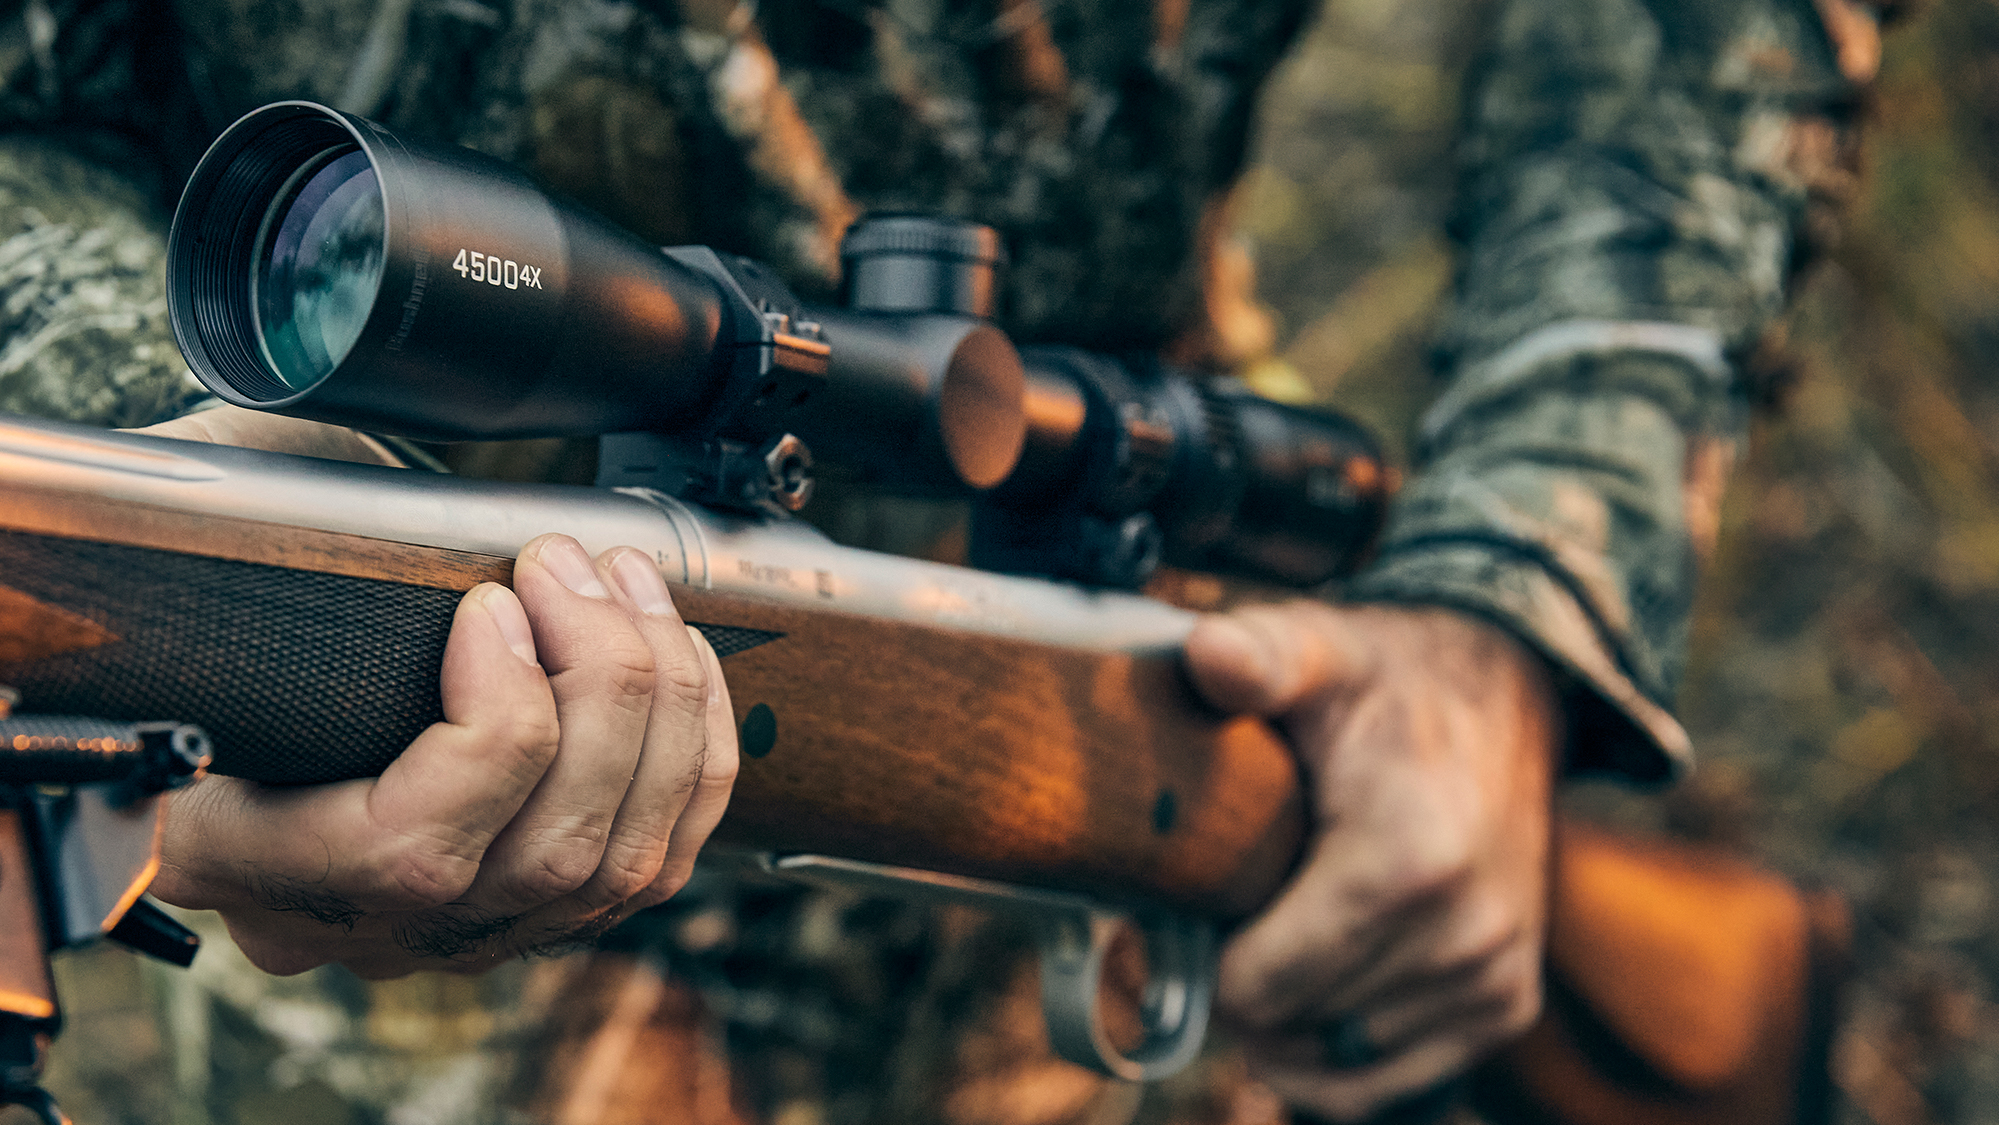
[0, 989, 55, 1021]
[101, 849, 163, 936]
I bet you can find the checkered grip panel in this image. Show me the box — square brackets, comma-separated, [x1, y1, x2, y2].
[0, 531, 779, 784]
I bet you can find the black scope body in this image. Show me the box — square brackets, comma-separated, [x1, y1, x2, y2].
[170, 102, 735, 438]
[166, 101, 1390, 589]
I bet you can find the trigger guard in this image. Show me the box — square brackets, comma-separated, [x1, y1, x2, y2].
[716, 851, 1220, 1083]
[1036, 910, 1215, 1081]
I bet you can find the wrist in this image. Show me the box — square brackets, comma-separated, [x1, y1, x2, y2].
[1369, 603, 1562, 772]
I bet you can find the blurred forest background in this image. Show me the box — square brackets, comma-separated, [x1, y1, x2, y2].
[1237, 0, 1999, 1120]
[28, 0, 1999, 1123]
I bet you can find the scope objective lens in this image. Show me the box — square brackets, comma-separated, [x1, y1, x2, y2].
[251, 147, 385, 393]
[173, 102, 743, 437]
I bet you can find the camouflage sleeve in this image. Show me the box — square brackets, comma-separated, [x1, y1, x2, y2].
[0, 136, 202, 427]
[1, 0, 204, 428]
[1344, 0, 1873, 780]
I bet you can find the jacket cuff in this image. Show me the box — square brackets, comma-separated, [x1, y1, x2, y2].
[1345, 539, 1691, 784]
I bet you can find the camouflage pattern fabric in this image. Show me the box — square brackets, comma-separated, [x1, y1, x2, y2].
[0, 137, 200, 426]
[1346, 0, 1870, 780]
[0, 0, 1867, 1122]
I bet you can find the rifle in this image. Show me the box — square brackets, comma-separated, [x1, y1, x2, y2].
[0, 101, 1845, 1123]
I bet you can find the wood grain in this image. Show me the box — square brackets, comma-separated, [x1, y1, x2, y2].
[676, 587, 1306, 918]
[0, 583, 118, 663]
[1474, 819, 1846, 1125]
[0, 485, 513, 590]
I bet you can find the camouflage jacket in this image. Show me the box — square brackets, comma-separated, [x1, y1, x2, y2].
[0, 0, 1869, 1122]
[1346, 0, 1870, 780]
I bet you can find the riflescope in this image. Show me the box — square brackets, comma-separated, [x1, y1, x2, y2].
[167, 101, 1389, 588]
[167, 101, 1023, 496]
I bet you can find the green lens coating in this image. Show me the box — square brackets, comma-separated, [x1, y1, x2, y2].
[254, 148, 385, 392]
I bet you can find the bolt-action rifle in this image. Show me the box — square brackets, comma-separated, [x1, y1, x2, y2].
[0, 102, 1844, 1124]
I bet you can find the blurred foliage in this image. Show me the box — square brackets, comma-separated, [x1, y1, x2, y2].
[1678, 5, 1999, 1117]
[1234, 0, 1477, 461]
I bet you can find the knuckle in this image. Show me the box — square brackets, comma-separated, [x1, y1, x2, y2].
[594, 637, 661, 712]
[474, 708, 562, 783]
[697, 740, 740, 789]
[1410, 823, 1475, 882]
[1366, 849, 1468, 915]
[1214, 968, 1289, 1032]
[384, 846, 479, 909]
[551, 629, 660, 718]
[652, 650, 708, 717]
[1449, 901, 1525, 971]
[1489, 943, 1544, 1016]
[516, 704, 564, 754]
[509, 826, 609, 901]
[629, 862, 695, 912]
[585, 840, 668, 906]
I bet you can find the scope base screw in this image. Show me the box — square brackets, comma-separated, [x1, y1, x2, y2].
[762, 434, 814, 512]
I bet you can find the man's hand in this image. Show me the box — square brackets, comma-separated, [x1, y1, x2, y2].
[130, 410, 738, 977]
[143, 531, 738, 979]
[1185, 603, 1559, 1121]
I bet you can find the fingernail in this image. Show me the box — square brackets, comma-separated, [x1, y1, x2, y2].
[483, 587, 540, 667]
[537, 537, 609, 598]
[612, 550, 677, 617]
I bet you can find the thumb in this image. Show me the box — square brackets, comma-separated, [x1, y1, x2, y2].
[1183, 602, 1370, 717]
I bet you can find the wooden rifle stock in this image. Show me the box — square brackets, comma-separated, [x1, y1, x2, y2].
[0, 486, 1302, 920]
[0, 417, 1845, 1123]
